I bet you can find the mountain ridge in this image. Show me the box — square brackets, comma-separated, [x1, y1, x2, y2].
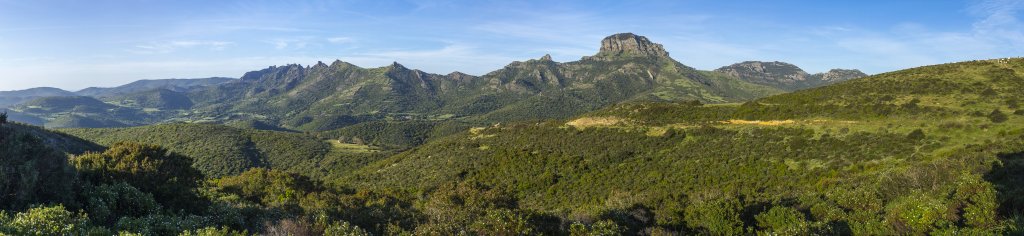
[5, 33, 858, 132]
[715, 61, 867, 91]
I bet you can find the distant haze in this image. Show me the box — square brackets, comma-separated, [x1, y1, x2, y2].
[0, 0, 1021, 91]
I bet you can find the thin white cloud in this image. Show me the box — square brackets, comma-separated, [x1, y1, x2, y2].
[130, 40, 233, 54]
[327, 37, 354, 43]
[266, 37, 314, 50]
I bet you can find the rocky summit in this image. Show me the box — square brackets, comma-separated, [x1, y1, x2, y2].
[715, 61, 867, 91]
[596, 33, 669, 57]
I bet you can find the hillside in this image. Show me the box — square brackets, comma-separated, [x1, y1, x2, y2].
[75, 77, 235, 97]
[5, 34, 857, 134]
[0, 87, 76, 108]
[105, 88, 195, 110]
[183, 33, 783, 132]
[61, 123, 392, 178]
[339, 58, 1024, 234]
[10, 58, 1024, 235]
[8, 96, 154, 128]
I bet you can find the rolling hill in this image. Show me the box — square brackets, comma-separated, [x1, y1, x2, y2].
[75, 77, 235, 97]
[60, 123, 393, 178]
[338, 57, 1024, 235]
[0, 87, 76, 108]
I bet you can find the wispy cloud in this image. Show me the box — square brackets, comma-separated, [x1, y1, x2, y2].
[267, 38, 309, 50]
[327, 37, 354, 43]
[818, 0, 1024, 73]
[969, 0, 1024, 46]
[130, 40, 233, 54]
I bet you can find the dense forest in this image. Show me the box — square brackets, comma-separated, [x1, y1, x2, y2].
[3, 58, 1024, 235]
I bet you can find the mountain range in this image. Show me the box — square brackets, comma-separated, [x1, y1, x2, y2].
[3, 33, 864, 131]
[2, 33, 1023, 235]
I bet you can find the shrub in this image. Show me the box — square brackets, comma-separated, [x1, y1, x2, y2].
[83, 182, 162, 226]
[72, 142, 205, 211]
[989, 109, 1009, 123]
[755, 206, 809, 235]
[684, 198, 745, 235]
[569, 220, 622, 236]
[1, 205, 89, 235]
[907, 129, 926, 140]
[323, 221, 371, 236]
[178, 226, 248, 236]
[469, 209, 534, 236]
[884, 192, 954, 234]
[0, 125, 77, 210]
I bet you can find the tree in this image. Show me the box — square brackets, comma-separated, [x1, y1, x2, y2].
[0, 125, 77, 210]
[72, 142, 204, 211]
[0, 111, 7, 125]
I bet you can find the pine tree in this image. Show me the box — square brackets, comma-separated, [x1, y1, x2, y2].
[0, 111, 7, 125]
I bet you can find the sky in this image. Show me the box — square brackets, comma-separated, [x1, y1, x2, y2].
[0, 0, 1022, 91]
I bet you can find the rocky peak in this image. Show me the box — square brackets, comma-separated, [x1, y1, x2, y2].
[597, 33, 669, 57]
[716, 61, 867, 91]
[816, 69, 867, 82]
[330, 60, 355, 68]
[715, 61, 809, 83]
[540, 54, 553, 61]
[313, 61, 328, 68]
[390, 61, 406, 69]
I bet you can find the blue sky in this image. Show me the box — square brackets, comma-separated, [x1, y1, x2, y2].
[1, 0, 1022, 91]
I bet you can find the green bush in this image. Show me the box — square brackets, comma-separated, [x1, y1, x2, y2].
[0, 205, 89, 236]
[569, 220, 622, 236]
[323, 221, 371, 236]
[989, 109, 1009, 123]
[178, 226, 247, 236]
[0, 125, 77, 210]
[883, 192, 955, 234]
[469, 209, 535, 236]
[684, 198, 745, 235]
[755, 206, 809, 235]
[72, 142, 205, 211]
[83, 182, 162, 226]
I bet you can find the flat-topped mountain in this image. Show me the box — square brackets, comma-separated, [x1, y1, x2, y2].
[715, 61, 867, 91]
[595, 32, 669, 58]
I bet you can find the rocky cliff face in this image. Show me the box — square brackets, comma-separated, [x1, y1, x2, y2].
[595, 33, 669, 58]
[715, 61, 866, 91]
[715, 61, 809, 85]
[815, 69, 867, 82]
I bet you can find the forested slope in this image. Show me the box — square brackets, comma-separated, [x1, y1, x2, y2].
[61, 123, 390, 178]
[340, 58, 1024, 235]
